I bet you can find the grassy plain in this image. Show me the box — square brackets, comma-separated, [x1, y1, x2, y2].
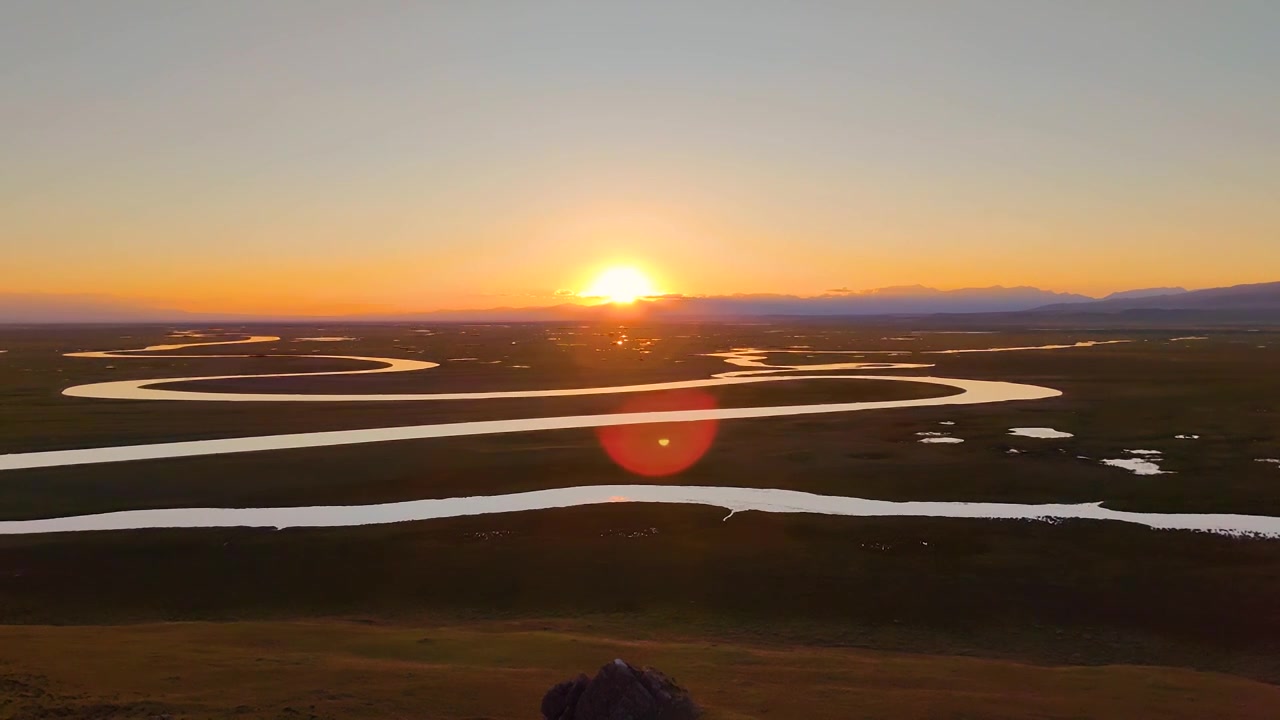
[4, 620, 1280, 720]
[1, 323, 1278, 716]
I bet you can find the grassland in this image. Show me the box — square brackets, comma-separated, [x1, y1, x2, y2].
[1, 322, 1279, 715]
[4, 619, 1279, 719]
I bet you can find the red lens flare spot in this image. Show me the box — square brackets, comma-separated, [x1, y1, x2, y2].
[596, 390, 719, 477]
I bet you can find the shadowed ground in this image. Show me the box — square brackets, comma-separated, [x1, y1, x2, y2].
[2, 620, 1278, 720]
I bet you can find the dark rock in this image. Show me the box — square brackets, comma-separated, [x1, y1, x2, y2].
[541, 659, 700, 720]
[574, 661, 657, 720]
[542, 673, 589, 720]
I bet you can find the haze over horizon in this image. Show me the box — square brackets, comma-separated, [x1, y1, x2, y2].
[0, 280, 1207, 313]
[5, 1, 1278, 314]
[10, 280, 1280, 323]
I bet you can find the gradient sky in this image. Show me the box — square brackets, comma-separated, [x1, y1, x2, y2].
[4, 1, 1278, 313]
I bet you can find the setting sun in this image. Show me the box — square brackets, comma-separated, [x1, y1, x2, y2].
[581, 267, 658, 304]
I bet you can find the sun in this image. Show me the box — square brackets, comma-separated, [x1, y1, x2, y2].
[581, 266, 657, 304]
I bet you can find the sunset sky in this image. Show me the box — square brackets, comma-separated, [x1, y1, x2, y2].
[4, 1, 1278, 314]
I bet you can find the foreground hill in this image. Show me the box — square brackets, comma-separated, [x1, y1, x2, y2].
[2, 620, 1276, 719]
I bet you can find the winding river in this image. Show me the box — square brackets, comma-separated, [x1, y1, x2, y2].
[3, 337, 1056, 470]
[3, 334, 1276, 538]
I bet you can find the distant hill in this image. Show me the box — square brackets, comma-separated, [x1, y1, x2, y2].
[1031, 281, 1280, 314]
[5, 283, 1277, 323]
[655, 286, 1094, 317]
[3, 285, 1096, 323]
[384, 286, 1095, 321]
[1101, 287, 1187, 301]
[371, 302, 637, 323]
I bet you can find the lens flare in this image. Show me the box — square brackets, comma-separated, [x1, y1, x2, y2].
[596, 390, 719, 477]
